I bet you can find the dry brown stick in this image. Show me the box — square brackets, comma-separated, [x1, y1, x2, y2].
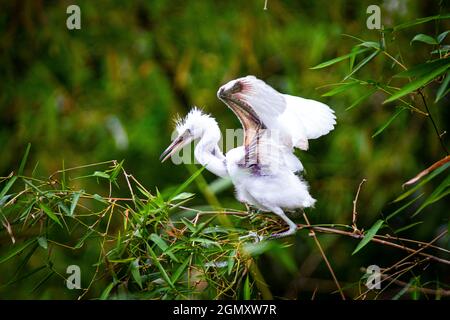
[296, 224, 450, 265]
[403, 154, 450, 187]
[303, 212, 346, 300]
[383, 229, 448, 274]
[379, 272, 450, 296]
[352, 178, 367, 232]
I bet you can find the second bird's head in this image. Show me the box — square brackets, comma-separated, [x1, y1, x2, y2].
[160, 107, 219, 163]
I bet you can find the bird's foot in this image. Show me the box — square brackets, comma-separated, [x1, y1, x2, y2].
[268, 226, 297, 239]
[239, 231, 264, 243]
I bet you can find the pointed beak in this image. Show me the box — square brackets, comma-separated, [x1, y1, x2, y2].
[160, 131, 191, 163]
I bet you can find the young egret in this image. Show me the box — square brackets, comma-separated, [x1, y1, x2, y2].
[160, 76, 336, 238]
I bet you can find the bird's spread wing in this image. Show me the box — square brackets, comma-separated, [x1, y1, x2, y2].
[242, 129, 303, 175]
[225, 76, 336, 151]
[235, 76, 286, 126]
[281, 94, 336, 145]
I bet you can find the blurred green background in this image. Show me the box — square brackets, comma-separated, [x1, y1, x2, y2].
[0, 0, 449, 299]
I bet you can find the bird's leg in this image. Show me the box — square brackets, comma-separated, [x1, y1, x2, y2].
[239, 231, 264, 243]
[268, 207, 298, 239]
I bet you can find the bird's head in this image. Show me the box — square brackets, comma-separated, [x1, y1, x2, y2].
[160, 107, 219, 162]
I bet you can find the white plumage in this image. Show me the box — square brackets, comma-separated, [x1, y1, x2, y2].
[161, 75, 336, 238]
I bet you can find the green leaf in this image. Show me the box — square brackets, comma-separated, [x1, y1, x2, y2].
[390, 14, 450, 31]
[169, 166, 206, 201]
[394, 58, 450, 78]
[395, 162, 449, 202]
[384, 63, 450, 103]
[0, 176, 17, 201]
[0, 239, 37, 264]
[346, 88, 377, 110]
[74, 229, 94, 249]
[310, 47, 371, 69]
[372, 107, 406, 138]
[146, 244, 175, 289]
[386, 193, 424, 221]
[227, 250, 236, 276]
[130, 258, 143, 289]
[100, 282, 116, 300]
[170, 192, 195, 202]
[412, 174, 450, 217]
[437, 30, 450, 43]
[149, 233, 179, 262]
[18, 143, 31, 176]
[394, 221, 423, 234]
[171, 256, 190, 283]
[411, 34, 438, 45]
[322, 81, 360, 97]
[37, 237, 48, 250]
[352, 219, 384, 255]
[69, 190, 83, 217]
[343, 49, 379, 81]
[435, 72, 450, 102]
[39, 203, 63, 228]
[243, 274, 251, 300]
[93, 171, 110, 179]
[93, 194, 108, 204]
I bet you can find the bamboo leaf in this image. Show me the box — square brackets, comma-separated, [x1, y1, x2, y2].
[243, 274, 251, 300]
[146, 244, 175, 289]
[346, 88, 377, 110]
[435, 72, 450, 102]
[372, 107, 406, 138]
[322, 81, 360, 97]
[412, 174, 450, 217]
[0, 176, 18, 201]
[169, 166, 205, 201]
[395, 162, 449, 202]
[343, 49, 379, 81]
[69, 190, 83, 217]
[171, 256, 190, 283]
[100, 282, 116, 300]
[437, 31, 450, 43]
[310, 47, 371, 69]
[18, 143, 31, 176]
[39, 203, 63, 228]
[411, 34, 438, 45]
[130, 258, 143, 289]
[390, 14, 450, 31]
[0, 239, 37, 264]
[384, 63, 450, 103]
[149, 233, 179, 262]
[352, 219, 384, 255]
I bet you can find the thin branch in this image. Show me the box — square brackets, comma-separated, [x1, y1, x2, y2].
[296, 224, 450, 266]
[352, 178, 367, 232]
[419, 91, 449, 155]
[303, 212, 346, 300]
[403, 154, 450, 187]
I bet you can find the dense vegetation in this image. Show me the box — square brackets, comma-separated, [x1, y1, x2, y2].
[0, 1, 449, 299]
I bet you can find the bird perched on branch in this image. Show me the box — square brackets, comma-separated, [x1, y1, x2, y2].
[160, 76, 336, 239]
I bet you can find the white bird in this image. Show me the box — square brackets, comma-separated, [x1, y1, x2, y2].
[160, 76, 336, 238]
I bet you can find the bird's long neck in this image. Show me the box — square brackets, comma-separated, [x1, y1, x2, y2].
[194, 131, 228, 178]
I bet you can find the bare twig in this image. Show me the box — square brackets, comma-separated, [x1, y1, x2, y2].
[352, 178, 367, 232]
[419, 91, 449, 155]
[303, 212, 346, 300]
[296, 224, 450, 266]
[403, 155, 450, 187]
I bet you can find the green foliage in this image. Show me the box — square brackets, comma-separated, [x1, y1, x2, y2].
[0, 1, 449, 300]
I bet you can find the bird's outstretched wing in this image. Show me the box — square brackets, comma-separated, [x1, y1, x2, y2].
[279, 94, 336, 150]
[221, 76, 336, 151]
[243, 129, 303, 175]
